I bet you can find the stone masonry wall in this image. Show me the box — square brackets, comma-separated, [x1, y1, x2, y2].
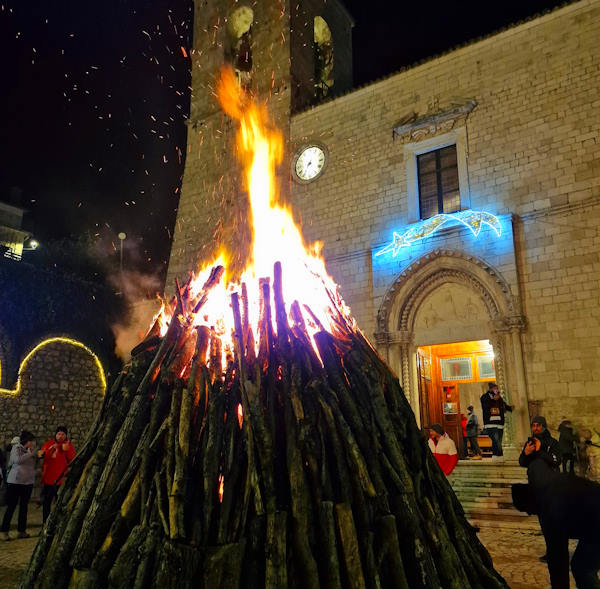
[0, 340, 105, 453]
[167, 0, 295, 285]
[289, 1, 600, 431]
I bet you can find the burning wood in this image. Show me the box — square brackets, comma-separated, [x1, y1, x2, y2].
[21, 263, 506, 589]
[21, 68, 507, 588]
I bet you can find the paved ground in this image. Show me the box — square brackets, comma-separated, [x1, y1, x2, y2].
[0, 502, 43, 588]
[0, 505, 580, 588]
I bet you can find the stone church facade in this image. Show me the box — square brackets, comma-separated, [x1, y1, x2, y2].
[168, 0, 600, 457]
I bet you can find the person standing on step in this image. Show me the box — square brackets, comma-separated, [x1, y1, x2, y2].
[1, 430, 36, 541]
[428, 423, 459, 475]
[466, 405, 483, 460]
[460, 413, 468, 459]
[38, 426, 76, 523]
[480, 382, 513, 460]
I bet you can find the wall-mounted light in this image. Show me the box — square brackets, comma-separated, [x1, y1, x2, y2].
[376, 210, 501, 258]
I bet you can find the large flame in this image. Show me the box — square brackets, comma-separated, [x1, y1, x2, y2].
[153, 67, 352, 362]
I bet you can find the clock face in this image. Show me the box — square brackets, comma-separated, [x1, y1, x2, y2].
[294, 146, 326, 181]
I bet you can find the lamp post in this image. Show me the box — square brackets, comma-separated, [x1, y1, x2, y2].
[117, 232, 126, 274]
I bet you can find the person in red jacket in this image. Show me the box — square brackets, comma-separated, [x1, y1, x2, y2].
[37, 426, 76, 523]
[428, 423, 459, 475]
[460, 413, 468, 459]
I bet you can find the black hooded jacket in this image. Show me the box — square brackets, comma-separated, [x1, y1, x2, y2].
[518, 429, 561, 489]
[557, 421, 577, 457]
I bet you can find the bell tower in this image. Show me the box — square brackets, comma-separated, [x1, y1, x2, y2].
[166, 0, 353, 284]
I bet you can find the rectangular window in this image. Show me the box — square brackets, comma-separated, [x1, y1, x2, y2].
[417, 145, 461, 219]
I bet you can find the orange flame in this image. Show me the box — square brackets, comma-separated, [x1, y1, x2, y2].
[218, 474, 225, 503]
[156, 66, 353, 359]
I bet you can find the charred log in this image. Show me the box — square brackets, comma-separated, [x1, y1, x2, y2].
[21, 264, 507, 589]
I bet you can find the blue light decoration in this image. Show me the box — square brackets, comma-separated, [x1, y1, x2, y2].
[375, 210, 501, 257]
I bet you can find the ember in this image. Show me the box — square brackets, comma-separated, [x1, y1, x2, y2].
[22, 68, 507, 589]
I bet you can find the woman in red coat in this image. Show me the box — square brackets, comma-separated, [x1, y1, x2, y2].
[37, 426, 76, 523]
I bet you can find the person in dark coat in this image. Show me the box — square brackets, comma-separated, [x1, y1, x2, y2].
[519, 415, 561, 486]
[480, 382, 513, 459]
[0, 445, 6, 484]
[513, 463, 600, 588]
[515, 416, 600, 588]
[465, 405, 483, 459]
[558, 420, 577, 474]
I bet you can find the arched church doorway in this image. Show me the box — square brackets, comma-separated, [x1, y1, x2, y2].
[375, 250, 531, 458]
[416, 340, 495, 456]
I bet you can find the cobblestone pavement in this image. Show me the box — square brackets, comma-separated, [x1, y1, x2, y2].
[0, 505, 581, 588]
[477, 527, 577, 588]
[0, 503, 43, 588]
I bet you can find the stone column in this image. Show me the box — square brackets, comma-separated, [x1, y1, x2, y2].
[508, 315, 530, 448]
[491, 315, 529, 460]
[375, 330, 418, 418]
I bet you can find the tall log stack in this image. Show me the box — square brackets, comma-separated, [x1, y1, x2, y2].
[21, 263, 507, 589]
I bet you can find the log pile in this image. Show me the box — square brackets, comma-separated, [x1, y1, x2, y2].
[21, 263, 507, 589]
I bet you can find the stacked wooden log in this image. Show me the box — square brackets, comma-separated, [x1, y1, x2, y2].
[21, 263, 507, 589]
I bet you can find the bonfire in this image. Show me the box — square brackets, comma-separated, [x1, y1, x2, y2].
[21, 68, 507, 589]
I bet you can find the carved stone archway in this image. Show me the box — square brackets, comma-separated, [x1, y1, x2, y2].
[375, 249, 530, 455]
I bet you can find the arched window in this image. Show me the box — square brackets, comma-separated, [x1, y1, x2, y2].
[227, 6, 254, 87]
[314, 17, 334, 99]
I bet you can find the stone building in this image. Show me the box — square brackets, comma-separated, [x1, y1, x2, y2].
[167, 0, 600, 457]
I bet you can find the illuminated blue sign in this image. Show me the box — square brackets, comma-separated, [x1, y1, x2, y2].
[376, 210, 501, 257]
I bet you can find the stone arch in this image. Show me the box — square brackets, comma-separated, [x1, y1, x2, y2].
[313, 16, 333, 98]
[0, 336, 107, 446]
[377, 248, 517, 337]
[375, 248, 529, 455]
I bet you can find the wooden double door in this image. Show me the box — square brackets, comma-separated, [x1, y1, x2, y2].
[417, 351, 462, 452]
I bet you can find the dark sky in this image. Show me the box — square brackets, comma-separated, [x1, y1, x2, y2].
[0, 0, 563, 279]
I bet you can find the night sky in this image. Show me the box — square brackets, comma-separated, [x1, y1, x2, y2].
[0, 0, 563, 280]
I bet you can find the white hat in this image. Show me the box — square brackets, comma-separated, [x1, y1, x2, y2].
[10, 436, 20, 445]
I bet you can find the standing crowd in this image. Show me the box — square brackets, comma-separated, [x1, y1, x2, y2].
[514, 415, 600, 588]
[425, 382, 600, 586]
[0, 426, 75, 541]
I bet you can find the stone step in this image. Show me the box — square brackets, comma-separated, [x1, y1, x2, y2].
[456, 459, 520, 465]
[450, 462, 534, 529]
[455, 467, 525, 474]
[455, 489, 514, 501]
[455, 461, 522, 470]
[453, 464, 525, 474]
[465, 507, 536, 523]
[450, 477, 527, 487]
[461, 497, 523, 510]
[469, 516, 541, 533]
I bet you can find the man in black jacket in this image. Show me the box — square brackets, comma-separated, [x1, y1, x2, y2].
[519, 415, 561, 487]
[516, 416, 600, 588]
[480, 382, 512, 459]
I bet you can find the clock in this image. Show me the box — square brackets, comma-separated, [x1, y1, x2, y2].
[293, 145, 327, 182]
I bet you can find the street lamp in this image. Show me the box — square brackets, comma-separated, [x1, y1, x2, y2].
[118, 232, 126, 274]
[23, 236, 39, 251]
